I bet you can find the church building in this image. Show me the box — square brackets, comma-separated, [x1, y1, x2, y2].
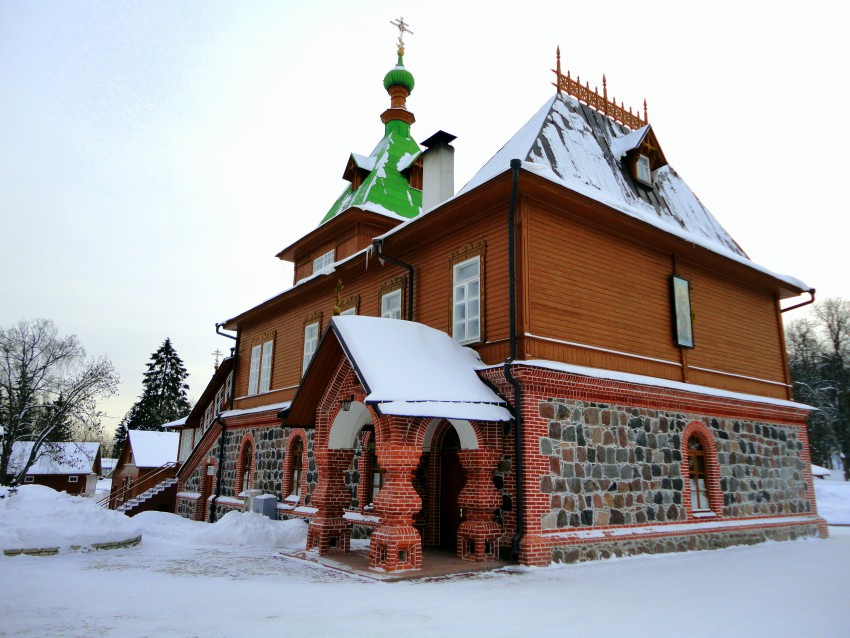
[171, 28, 825, 572]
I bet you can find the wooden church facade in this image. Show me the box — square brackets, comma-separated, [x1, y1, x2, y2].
[172, 41, 825, 571]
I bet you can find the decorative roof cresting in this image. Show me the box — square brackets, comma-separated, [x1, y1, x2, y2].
[553, 46, 648, 131]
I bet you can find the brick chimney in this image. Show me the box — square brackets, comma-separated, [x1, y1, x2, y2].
[421, 131, 456, 212]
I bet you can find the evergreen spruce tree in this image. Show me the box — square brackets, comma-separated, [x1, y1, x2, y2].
[113, 338, 191, 454]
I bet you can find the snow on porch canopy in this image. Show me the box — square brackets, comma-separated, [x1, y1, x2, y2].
[308, 316, 512, 423]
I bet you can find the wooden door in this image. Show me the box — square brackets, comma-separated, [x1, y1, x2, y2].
[439, 429, 464, 550]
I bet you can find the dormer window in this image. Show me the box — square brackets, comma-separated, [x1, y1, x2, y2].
[313, 250, 335, 273]
[636, 154, 652, 185]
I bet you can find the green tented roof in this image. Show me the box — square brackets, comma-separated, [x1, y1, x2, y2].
[320, 119, 422, 225]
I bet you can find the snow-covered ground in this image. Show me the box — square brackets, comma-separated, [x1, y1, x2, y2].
[1, 480, 849, 638]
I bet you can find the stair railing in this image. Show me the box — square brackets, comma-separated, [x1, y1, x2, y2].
[98, 462, 178, 509]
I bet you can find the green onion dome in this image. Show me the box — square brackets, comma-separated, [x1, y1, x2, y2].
[383, 53, 415, 93]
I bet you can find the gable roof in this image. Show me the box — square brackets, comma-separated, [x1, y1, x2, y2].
[287, 316, 512, 424]
[8, 442, 100, 475]
[321, 120, 423, 225]
[459, 92, 746, 259]
[127, 430, 179, 467]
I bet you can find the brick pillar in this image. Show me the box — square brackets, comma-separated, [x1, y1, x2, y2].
[306, 449, 354, 555]
[456, 448, 502, 561]
[369, 442, 423, 572]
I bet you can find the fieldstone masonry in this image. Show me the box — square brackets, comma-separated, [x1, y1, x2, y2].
[537, 399, 812, 533]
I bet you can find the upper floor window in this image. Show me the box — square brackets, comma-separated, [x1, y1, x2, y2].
[637, 154, 651, 185]
[214, 386, 224, 416]
[204, 404, 213, 431]
[381, 289, 402, 320]
[313, 250, 335, 273]
[225, 371, 234, 401]
[248, 339, 274, 395]
[671, 276, 694, 349]
[340, 307, 357, 316]
[303, 322, 319, 374]
[452, 256, 481, 344]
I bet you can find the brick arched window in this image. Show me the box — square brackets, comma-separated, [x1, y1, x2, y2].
[283, 431, 307, 502]
[682, 422, 722, 517]
[237, 436, 255, 495]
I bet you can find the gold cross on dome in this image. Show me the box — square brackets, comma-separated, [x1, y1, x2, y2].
[390, 16, 413, 50]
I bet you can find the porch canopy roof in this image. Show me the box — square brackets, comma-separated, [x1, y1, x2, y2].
[285, 316, 512, 425]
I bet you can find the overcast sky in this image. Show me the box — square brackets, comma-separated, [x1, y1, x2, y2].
[2, 1, 848, 433]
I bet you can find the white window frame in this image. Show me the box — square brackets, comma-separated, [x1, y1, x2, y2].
[452, 256, 481, 344]
[248, 344, 262, 395]
[214, 386, 224, 416]
[637, 154, 652, 185]
[247, 341, 273, 396]
[259, 340, 273, 393]
[340, 306, 357, 316]
[204, 404, 213, 431]
[381, 289, 402, 320]
[225, 371, 234, 401]
[302, 322, 319, 374]
[68, 476, 79, 483]
[313, 250, 335, 273]
[24, 476, 34, 483]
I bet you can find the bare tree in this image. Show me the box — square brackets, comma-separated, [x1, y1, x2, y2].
[0, 319, 118, 484]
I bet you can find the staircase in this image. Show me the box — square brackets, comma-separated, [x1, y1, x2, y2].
[98, 462, 178, 512]
[115, 478, 178, 513]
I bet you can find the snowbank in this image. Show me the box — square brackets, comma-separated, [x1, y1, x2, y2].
[0, 485, 140, 550]
[133, 509, 307, 548]
[814, 479, 850, 525]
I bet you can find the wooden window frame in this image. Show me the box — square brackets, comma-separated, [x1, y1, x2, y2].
[378, 276, 407, 320]
[237, 436, 255, 495]
[214, 386, 224, 416]
[282, 432, 307, 503]
[68, 475, 79, 483]
[312, 249, 335, 274]
[247, 332, 276, 396]
[338, 294, 359, 316]
[302, 312, 322, 375]
[448, 241, 486, 344]
[681, 422, 722, 518]
[637, 154, 652, 185]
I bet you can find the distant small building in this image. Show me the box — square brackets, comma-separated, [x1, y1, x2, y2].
[7, 442, 102, 496]
[109, 429, 180, 515]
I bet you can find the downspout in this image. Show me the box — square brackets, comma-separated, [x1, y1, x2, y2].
[208, 416, 226, 523]
[503, 158, 524, 561]
[371, 239, 415, 321]
[209, 324, 239, 523]
[780, 289, 816, 313]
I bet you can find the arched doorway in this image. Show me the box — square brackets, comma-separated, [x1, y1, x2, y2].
[438, 427, 465, 551]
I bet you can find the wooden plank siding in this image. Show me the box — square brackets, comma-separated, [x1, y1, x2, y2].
[230, 168, 797, 411]
[521, 190, 791, 399]
[232, 198, 514, 411]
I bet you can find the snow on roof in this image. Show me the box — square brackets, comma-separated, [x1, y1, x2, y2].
[127, 430, 179, 467]
[161, 416, 188, 429]
[331, 316, 511, 422]
[221, 401, 292, 419]
[609, 125, 649, 159]
[499, 359, 812, 411]
[811, 464, 832, 477]
[458, 93, 809, 291]
[350, 153, 376, 171]
[8, 442, 99, 475]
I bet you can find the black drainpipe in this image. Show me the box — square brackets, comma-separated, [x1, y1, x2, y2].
[504, 159, 525, 561]
[209, 324, 239, 523]
[372, 239, 414, 321]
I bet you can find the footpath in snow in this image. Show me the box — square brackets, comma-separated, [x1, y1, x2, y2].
[0, 478, 848, 637]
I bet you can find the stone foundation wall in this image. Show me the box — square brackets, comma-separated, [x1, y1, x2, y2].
[537, 399, 812, 531]
[550, 522, 822, 564]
